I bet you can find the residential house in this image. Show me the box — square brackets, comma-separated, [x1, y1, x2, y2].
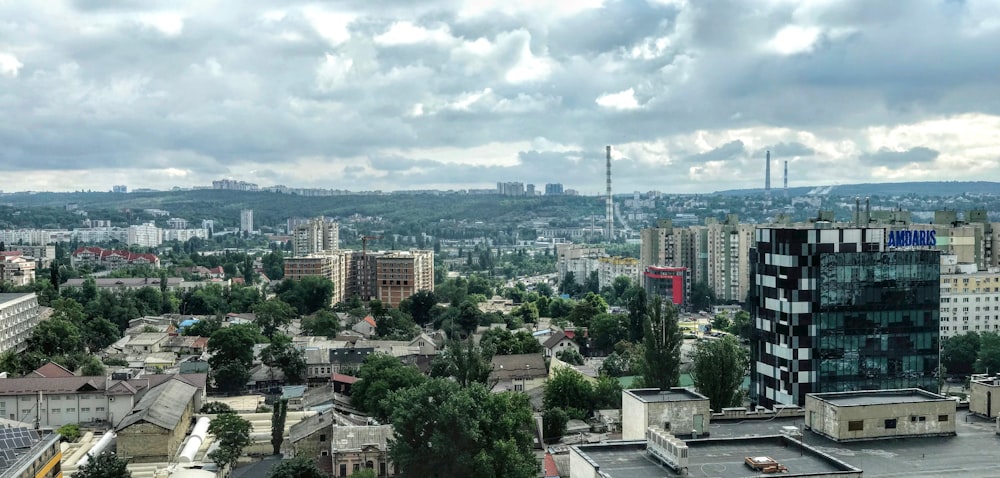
[542, 330, 579, 358]
[490, 353, 547, 393]
[331, 425, 397, 477]
[289, 412, 335, 475]
[352, 316, 377, 337]
[70, 247, 160, 270]
[124, 332, 169, 356]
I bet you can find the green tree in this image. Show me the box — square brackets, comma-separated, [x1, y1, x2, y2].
[399, 290, 438, 326]
[559, 271, 579, 296]
[690, 281, 717, 312]
[81, 357, 106, 376]
[941, 332, 980, 376]
[185, 317, 223, 337]
[584, 270, 600, 295]
[269, 456, 326, 478]
[589, 313, 627, 353]
[201, 401, 234, 414]
[350, 353, 426, 422]
[479, 328, 543, 356]
[212, 361, 252, 394]
[543, 367, 593, 419]
[276, 276, 334, 315]
[260, 333, 307, 385]
[300, 309, 341, 337]
[638, 297, 682, 389]
[28, 318, 83, 357]
[262, 251, 285, 280]
[57, 423, 81, 442]
[593, 375, 624, 410]
[429, 339, 492, 388]
[729, 310, 752, 341]
[623, 286, 648, 342]
[512, 302, 539, 324]
[208, 412, 252, 471]
[254, 299, 297, 339]
[974, 332, 1000, 374]
[388, 379, 536, 478]
[271, 399, 288, 455]
[691, 335, 749, 411]
[567, 292, 607, 329]
[556, 349, 584, 365]
[712, 312, 732, 332]
[208, 324, 260, 367]
[71, 451, 131, 478]
[543, 407, 569, 443]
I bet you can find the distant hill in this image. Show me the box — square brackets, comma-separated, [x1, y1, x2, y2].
[714, 181, 1000, 197]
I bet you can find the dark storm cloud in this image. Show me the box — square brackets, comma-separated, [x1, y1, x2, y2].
[860, 147, 940, 167]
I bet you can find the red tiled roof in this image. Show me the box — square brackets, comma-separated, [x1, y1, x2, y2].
[543, 453, 559, 478]
[331, 373, 358, 384]
[364, 315, 377, 327]
[71, 247, 158, 264]
[0, 251, 23, 257]
[563, 330, 576, 339]
[29, 362, 75, 378]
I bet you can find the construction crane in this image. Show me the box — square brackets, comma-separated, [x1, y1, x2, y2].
[360, 235, 383, 301]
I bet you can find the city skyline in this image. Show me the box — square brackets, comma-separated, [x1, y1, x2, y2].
[2, 1, 1000, 193]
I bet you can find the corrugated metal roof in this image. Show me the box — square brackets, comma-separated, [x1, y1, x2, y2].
[116, 379, 197, 431]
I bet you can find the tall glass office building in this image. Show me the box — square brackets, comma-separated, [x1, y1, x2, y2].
[750, 227, 940, 408]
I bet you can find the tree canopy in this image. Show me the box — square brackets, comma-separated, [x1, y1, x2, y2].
[71, 452, 131, 478]
[638, 297, 682, 389]
[691, 335, 749, 411]
[208, 412, 253, 470]
[387, 379, 537, 478]
[268, 456, 325, 478]
[350, 353, 426, 422]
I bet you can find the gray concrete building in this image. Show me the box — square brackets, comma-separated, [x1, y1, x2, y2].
[621, 388, 710, 440]
[969, 374, 1000, 419]
[804, 389, 956, 442]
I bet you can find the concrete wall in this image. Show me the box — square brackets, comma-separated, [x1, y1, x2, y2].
[568, 446, 600, 478]
[622, 391, 710, 440]
[805, 396, 956, 441]
[969, 379, 1000, 418]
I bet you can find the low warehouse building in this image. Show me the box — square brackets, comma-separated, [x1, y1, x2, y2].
[804, 389, 956, 442]
[969, 374, 1000, 419]
[115, 379, 198, 462]
[622, 388, 710, 440]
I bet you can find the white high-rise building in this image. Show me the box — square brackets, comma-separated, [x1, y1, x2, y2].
[127, 223, 162, 248]
[0, 293, 39, 355]
[240, 209, 254, 234]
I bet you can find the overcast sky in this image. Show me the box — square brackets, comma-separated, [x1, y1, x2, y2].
[2, 0, 1000, 194]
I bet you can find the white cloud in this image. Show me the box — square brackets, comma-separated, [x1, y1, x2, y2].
[595, 88, 640, 110]
[766, 25, 821, 55]
[315, 53, 354, 91]
[302, 6, 355, 47]
[0, 53, 22, 77]
[138, 12, 185, 37]
[374, 21, 454, 46]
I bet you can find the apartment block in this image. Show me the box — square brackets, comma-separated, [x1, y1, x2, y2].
[0, 254, 35, 287]
[939, 255, 1000, 338]
[597, 256, 640, 290]
[5, 245, 55, 268]
[293, 217, 340, 256]
[374, 250, 434, 308]
[0, 293, 39, 355]
[706, 215, 754, 303]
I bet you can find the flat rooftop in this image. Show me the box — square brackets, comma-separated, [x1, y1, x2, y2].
[809, 389, 949, 407]
[707, 411, 1000, 477]
[625, 387, 707, 403]
[576, 435, 856, 478]
[0, 293, 33, 304]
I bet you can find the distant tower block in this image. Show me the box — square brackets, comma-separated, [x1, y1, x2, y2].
[606, 145, 614, 239]
[784, 160, 788, 198]
[765, 150, 771, 201]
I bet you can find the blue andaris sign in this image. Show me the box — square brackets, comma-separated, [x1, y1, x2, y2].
[887, 229, 936, 247]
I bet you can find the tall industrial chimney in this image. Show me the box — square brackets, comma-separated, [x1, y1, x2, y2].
[783, 160, 788, 198]
[765, 150, 771, 201]
[606, 145, 614, 240]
